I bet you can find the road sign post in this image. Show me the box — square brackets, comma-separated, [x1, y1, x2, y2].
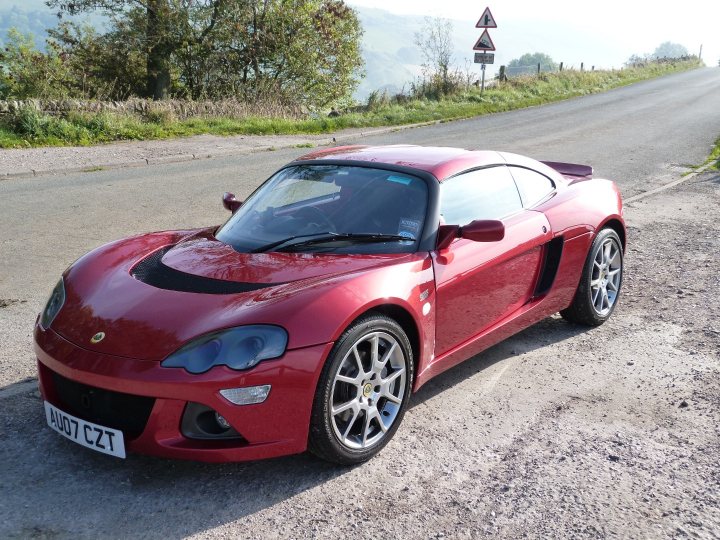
[472, 7, 497, 94]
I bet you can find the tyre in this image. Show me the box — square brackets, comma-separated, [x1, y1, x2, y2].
[308, 314, 414, 465]
[561, 228, 623, 326]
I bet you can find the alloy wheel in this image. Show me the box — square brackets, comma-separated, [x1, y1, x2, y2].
[329, 331, 407, 449]
[590, 237, 622, 316]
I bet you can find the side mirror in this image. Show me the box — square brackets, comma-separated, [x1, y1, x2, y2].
[460, 220, 505, 242]
[222, 192, 242, 214]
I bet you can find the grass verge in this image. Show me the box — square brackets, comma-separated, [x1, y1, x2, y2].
[0, 59, 702, 149]
[707, 136, 720, 170]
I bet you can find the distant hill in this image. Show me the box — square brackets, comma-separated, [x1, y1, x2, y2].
[0, 4, 59, 48]
[355, 7, 481, 99]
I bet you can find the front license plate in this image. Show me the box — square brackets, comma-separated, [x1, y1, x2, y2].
[44, 401, 126, 458]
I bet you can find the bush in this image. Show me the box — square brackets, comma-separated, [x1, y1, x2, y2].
[366, 90, 391, 111]
[9, 105, 46, 136]
[144, 108, 175, 125]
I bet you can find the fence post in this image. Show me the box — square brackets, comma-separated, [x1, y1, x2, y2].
[580, 62, 584, 72]
[499, 65, 507, 81]
[537, 62, 540, 74]
[592, 65, 595, 71]
[559, 62, 563, 72]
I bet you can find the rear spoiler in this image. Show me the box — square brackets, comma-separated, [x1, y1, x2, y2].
[541, 161, 593, 179]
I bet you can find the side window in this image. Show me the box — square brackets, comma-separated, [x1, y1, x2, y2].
[509, 167, 555, 207]
[440, 166, 522, 225]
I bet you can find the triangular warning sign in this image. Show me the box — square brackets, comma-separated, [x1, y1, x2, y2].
[475, 7, 497, 28]
[473, 29, 496, 51]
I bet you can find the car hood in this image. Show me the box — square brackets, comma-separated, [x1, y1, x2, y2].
[50, 228, 412, 361]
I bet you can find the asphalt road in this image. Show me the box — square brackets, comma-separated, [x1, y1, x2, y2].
[0, 67, 719, 539]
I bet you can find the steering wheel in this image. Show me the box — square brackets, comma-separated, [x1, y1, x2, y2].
[295, 206, 335, 232]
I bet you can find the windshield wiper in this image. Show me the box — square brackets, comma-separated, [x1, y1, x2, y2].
[251, 231, 339, 253]
[252, 233, 411, 253]
[278, 233, 411, 252]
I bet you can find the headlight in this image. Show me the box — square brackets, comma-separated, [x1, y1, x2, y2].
[40, 279, 65, 330]
[161, 325, 288, 374]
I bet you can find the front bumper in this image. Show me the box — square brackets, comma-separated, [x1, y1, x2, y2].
[35, 325, 332, 462]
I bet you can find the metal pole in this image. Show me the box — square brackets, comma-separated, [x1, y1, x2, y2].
[699, 44, 703, 59]
[481, 64, 486, 93]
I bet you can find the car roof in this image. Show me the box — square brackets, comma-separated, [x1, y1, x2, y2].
[294, 145, 501, 181]
[295, 145, 567, 184]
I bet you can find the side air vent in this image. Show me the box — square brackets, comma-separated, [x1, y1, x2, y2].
[533, 237, 564, 298]
[131, 246, 282, 295]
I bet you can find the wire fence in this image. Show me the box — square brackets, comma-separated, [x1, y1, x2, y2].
[505, 64, 557, 77]
[503, 55, 698, 79]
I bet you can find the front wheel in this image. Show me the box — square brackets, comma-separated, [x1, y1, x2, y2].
[561, 228, 623, 326]
[308, 314, 413, 465]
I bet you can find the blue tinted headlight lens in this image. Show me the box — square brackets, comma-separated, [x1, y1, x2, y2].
[40, 279, 65, 330]
[161, 325, 288, 374]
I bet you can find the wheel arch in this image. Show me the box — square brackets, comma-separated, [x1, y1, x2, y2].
[345, 303, 421, 385]
[598, 217, 626, 250]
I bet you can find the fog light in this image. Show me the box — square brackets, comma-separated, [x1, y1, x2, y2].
[214, 412, 231, 430]
[220, 385, 271, 405]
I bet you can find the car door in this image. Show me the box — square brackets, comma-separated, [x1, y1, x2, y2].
[432, 165, 552, 357]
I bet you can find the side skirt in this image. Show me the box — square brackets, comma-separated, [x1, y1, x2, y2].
[415, 296, 556, 389]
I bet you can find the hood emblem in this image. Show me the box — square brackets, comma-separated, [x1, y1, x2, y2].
[90, 332, 106, 344]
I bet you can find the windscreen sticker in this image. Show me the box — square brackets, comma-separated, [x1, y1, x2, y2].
[387, 175, 413, 185]
[398, 218, 421, 240]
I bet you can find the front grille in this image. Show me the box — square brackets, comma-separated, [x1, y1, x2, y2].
[51, 372, 155, 439]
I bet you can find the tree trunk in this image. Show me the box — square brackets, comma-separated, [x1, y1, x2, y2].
[146, 0, 171, 100]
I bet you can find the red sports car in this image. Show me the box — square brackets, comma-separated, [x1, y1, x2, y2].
[35, 145, 625, 464]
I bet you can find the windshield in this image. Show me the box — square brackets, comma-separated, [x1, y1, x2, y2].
[217, 165, 429, 254]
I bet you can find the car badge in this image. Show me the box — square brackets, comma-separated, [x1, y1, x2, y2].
[90, 332, 106, 344]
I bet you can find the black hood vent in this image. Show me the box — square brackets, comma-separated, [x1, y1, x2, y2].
[131, 246, 284, 295]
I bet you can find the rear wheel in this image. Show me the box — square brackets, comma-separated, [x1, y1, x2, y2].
[308, 314, 413, 464]
[561, 228, 623, 326]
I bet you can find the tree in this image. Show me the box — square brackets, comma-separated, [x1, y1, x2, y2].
[180, 0, 363, 105]
[414, 17, 454, 92]
[507, 52, 557, 70]
[0, 28, 72, 99]
[46, 0, 221, 99]
[44, 0, 363, 104]
[651, 42, 689, 59]
[48, 21, 146, 99]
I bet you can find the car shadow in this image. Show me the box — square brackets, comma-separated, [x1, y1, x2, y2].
[0, 315, 589, 539]
[410, 315, 590, 408]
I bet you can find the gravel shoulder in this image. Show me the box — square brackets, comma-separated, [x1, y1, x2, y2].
[0, 170, 718, 539]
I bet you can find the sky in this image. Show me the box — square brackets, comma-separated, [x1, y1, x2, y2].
[347, 0, 720, 68]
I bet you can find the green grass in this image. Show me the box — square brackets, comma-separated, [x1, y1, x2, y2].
[708, 136, 720, 170]
[0, 59, 702, 149]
